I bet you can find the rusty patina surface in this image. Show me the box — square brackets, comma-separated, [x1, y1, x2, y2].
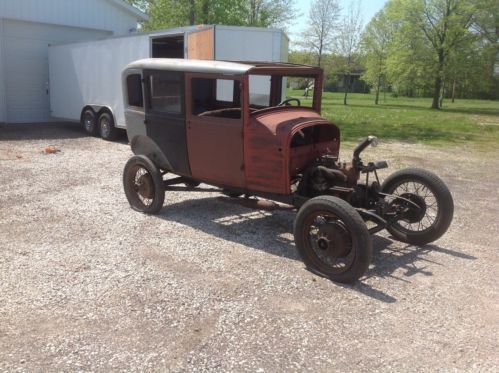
[244, 108, 340, 194]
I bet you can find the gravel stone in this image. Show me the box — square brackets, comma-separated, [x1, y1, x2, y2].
[0, 123, 498, 371]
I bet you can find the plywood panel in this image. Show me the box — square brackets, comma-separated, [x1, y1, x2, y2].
[187, 28, 214, 60]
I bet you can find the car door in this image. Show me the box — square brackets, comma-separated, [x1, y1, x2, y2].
[185, 73, 245, 187]
[143, 69, 191, 175]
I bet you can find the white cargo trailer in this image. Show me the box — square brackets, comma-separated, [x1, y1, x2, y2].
[49, 25, 288, 139]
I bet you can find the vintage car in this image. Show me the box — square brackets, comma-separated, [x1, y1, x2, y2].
[121, 59, 453, 283]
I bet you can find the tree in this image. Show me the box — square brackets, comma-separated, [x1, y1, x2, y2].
[337, 0, 363, 105]
[301, 0, 341, 67]
[124, 0, 151, 12]
[138, 0, 297, 31]
[361, 9, 393, 104]
[404, 0, 476, 109]
[247, 0, 298, 28]
[472, 0, 499, 99]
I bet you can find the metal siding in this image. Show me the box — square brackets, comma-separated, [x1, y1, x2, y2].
[0, 0, 139, 36]
[215, 28, 287, 108]
[280, 33, 289, 62]
[215, 27, 276, 61]
[0, 18, 5, 123]
[3, 19, 110, 123]
[49, 34, 150, 127]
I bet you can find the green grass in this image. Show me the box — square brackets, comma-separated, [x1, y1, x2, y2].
[287, 90, 499, 145]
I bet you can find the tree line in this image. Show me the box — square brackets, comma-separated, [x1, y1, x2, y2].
[127, 0, 498, 108]
[296, 0, 498, 107]
[125, 0, 297, 29]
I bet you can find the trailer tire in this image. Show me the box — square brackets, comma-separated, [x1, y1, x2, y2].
[81, 108, 98, 136]
[98, 112, 118, 141]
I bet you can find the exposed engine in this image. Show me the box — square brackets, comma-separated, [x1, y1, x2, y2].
[297, 136, 387, 210]
[297, 155, 352, 196]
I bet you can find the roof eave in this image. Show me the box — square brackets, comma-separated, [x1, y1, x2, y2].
[108, 0, 149, 21]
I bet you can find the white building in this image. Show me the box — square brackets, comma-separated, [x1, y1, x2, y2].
[0, 0, 147, 124]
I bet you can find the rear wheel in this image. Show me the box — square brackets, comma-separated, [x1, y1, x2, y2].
[98, 112, 118, 141]
[294, 196, 372, 283]
[381, 168, 453, 245]
[123, 155, 165, 214]
[81, 109, 97, 136]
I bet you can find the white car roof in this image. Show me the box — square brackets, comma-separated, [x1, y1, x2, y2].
[125, 58, 254, 75]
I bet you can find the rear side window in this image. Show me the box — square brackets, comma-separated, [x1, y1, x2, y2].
[191, 78, 241, 119]
[148, 71, 183, 114]
[127, 74, 143, 108]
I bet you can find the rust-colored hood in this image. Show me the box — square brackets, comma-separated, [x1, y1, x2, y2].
[251, 107, 330, 138]
[245, 107, 339, 195]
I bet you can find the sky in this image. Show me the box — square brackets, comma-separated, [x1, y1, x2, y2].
[288, 0, 389, 48]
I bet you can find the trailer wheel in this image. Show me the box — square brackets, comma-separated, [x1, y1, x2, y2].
[294, 196, 372, 284]
[98, 112, 118, 141]
[81, 109, 98, 136]
[123, 155, 165, 214]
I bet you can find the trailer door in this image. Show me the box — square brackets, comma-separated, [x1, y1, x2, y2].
[187, 28, 214, 60]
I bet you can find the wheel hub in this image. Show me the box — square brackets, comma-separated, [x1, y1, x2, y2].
[84, 117, 92, 131]
[101, 119, 110, 136]
[136, 173, 154, 199]
[316, 222, 352, 258]
[400, 193, 427, 223]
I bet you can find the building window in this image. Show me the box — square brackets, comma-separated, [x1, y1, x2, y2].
[126, 74, 143, 108]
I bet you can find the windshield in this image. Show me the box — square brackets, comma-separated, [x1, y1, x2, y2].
[248, 74, 319, 111]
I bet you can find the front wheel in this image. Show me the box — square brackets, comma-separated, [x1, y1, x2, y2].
[294, 196, 372, 284]
[381, 168, 453, 245]
[123, 155, 165, 214]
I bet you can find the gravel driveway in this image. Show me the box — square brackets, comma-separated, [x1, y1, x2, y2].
[1, 123, 498, 371]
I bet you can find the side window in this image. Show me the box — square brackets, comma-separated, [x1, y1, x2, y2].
[191, 78, 241, 119]
[148, 71, 183, 114]
[126, 74, 143, 108]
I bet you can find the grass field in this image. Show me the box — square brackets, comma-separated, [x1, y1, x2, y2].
[287, 90, 499, 145]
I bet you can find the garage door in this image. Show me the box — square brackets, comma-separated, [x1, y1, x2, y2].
[1, 19, 110, 123]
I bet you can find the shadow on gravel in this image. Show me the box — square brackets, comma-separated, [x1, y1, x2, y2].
[366, 238, 476, 282]
[0, 122, 128, 143]
[158, 196, 300, 261]
[158, 195, 476, 303]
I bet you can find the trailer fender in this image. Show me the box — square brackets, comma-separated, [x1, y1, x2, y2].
[130, 135, 173, 171]
[92, 106, 117, 125]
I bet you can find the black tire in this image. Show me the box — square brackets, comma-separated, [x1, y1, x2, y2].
[81, 108, 98, 136]
[98, 112, 118, 141]
[381, 168, 453, 245]
[123, 155, 165, 214]
[294, 196, 372, 284]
